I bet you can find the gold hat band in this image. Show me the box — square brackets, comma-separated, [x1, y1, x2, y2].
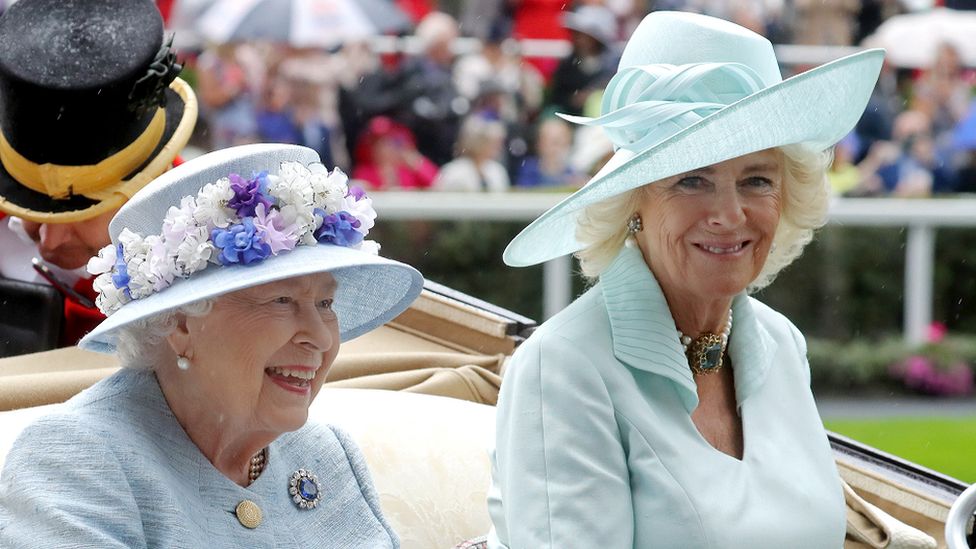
[0, 107, 165, 199]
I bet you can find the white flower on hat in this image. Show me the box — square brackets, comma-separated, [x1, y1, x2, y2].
[122, 233, 168, 299]
[92, 273, 127, 315]
[340, 191, 376, 234]
[87, 245, 117, 277]
[271, 164, 314, 206]
[162, 196, 214, 275]
[163, 196, 200, 242]
[194, 178, 235, 229]
[310, 165, 349, 213]
[173, 227, 214, 276]
[88, 159, 380, 316]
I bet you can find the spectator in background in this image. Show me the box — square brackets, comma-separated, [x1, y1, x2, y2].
[469, 81, 533, 182]
[351, 116, 438, 191]
[516, 118, 586, 189]
[911, 43, 974, 153]
[255, 65, 300, 145]
[455, 19, 545, 181]
[434, 116, 510, 192]
[951, 100, 976, 192]
[792, 0, 860, 45]
[397, 12, 468, 166]
[337, 42, 409, 169]
[853, 59, 900, 162]
[289, 76, 336, 170]
[277, 47, 348, 169]
[453, 20, 544, 121]
[858, 110, 954, 196]
[196, 44, 260, 149]
[338, 12, 465, 168]
[547, 5, 620, 117]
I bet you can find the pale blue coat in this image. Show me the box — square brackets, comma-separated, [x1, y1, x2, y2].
[488, 244, 845, 548]
[0, 368, 399, 548]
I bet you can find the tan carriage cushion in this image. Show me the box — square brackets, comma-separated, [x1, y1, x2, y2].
[0, 388, 494, 549]
[0, 335, 504, 410]
[310, 389, 495, 549]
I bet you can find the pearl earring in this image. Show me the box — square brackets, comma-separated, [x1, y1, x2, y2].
[177, 356, 191, 371]
[627, 214, 643, 235]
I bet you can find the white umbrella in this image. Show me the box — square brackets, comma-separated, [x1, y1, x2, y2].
[862, 8, 976, 68]
[166, 0, 220, 50]
[196, 0, 412, 49]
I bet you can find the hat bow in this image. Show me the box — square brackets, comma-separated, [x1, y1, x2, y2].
[560, 62, 766, 153]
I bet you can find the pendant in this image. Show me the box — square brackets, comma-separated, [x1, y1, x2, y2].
[289, 469, 321, 509]
[688, 333, 725, 375]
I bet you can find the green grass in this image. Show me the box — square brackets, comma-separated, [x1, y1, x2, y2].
[824, 417, 976, 483]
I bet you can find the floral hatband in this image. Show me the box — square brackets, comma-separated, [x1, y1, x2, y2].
[88, 161, 378, 316]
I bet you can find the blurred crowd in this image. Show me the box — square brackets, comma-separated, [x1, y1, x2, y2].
[175, 0, 976, 196]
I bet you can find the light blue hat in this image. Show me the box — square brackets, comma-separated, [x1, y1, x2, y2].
[503, 11, 885, 267]
[79, 143, 423, 353]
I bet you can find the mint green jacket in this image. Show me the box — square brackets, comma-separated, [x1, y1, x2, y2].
[488, 244, 845, 548]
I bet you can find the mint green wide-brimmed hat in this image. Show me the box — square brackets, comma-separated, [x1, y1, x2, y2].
[503, 11, 884, 267]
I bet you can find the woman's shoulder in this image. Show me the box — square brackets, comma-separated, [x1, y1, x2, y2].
[529, 287, 608, 347]
[7, 370, 168, 463]
[745, 296, 806, 349]
[505, 288, 611, 381]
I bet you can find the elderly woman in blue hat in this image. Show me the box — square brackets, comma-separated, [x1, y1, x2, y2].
[488, 11, 884, 549]
[0, 144, 422, 547]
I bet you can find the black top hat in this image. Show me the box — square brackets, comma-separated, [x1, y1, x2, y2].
[0, 0, 197, 223]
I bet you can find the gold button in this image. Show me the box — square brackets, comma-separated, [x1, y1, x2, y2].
[236, 499, 262, 529]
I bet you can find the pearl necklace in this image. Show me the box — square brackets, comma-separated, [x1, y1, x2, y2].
[248, 448, 267, 484]
[677, 309, 732, 375]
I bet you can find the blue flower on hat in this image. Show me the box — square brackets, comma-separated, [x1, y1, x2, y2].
[87, 160, 382, 317]
[111, 243, 132, 298]
[211, 218, 272, 265]
[227, 172, 273, 218]
[314, 210, 363, 247]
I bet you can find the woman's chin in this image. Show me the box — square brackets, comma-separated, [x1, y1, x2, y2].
[262, 408, 311, 434]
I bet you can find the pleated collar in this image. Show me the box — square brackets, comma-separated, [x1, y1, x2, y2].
[600, 244, 777, 414]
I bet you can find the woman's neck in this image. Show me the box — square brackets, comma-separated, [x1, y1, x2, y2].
[155, 368, 276, 487]
[664, 291, 733, 338]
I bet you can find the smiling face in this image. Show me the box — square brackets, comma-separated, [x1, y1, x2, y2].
[634, 149, 784, 304]
[165, 272, 340, 436]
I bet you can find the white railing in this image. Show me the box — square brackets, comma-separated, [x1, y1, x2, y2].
[371, 193, 976, 343]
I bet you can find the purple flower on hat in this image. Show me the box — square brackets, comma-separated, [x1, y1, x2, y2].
[111, 243, 131, 295]
[211, 218, 272, 265]
[227, 172, 273, 218]
[252, 203, 299, 254]
[347, 185, 366, 201]
[313, 209, 363, 247]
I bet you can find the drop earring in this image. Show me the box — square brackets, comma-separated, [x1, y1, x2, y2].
[627, 213, 643, 235]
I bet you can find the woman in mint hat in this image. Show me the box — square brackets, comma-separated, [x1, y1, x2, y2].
[0, 144, 423, 547]
[488, 11, 885, 548]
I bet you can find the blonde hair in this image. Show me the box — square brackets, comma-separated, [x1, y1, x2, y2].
[574, 144, 832, 292]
